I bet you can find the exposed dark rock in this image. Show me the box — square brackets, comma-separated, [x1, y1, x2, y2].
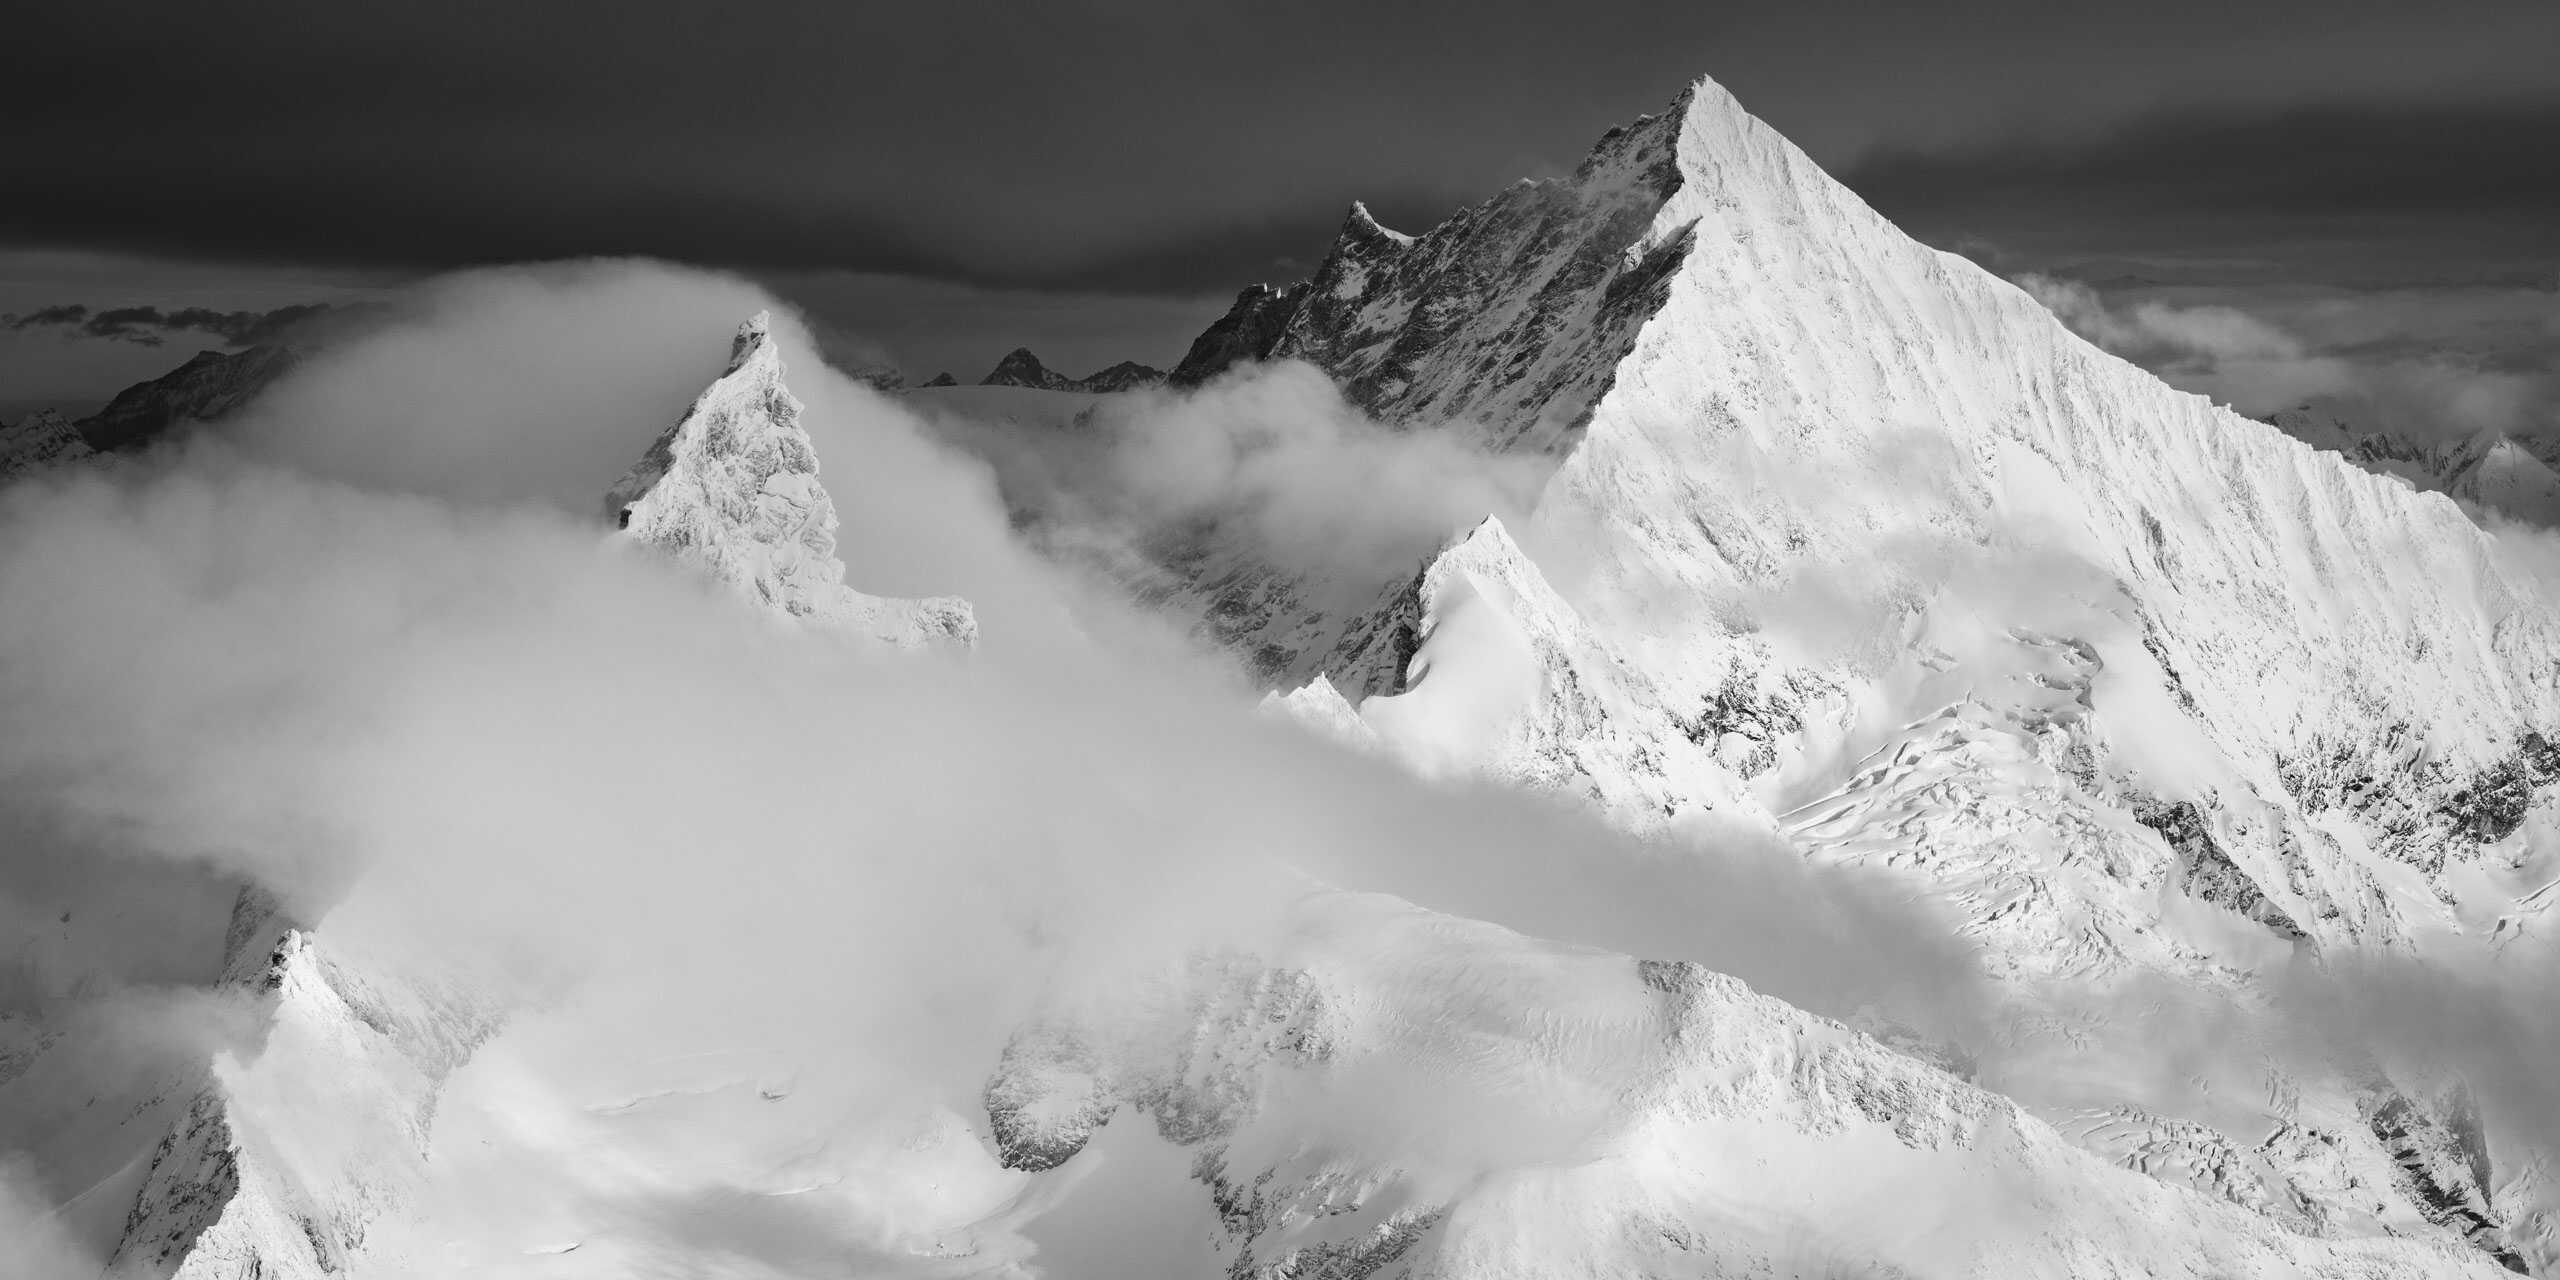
[2366, 1086, 2528, 1273]
[2130, 797, 2308, 941]
[979, 348, 1166, 393]
[2279, 727, 2560, 877]
[1169, 283, 1309, 388]
[2436, 731, 2560, 845]
[110, 1093, 242, 1274]
[1672, 669, 1807, 779]
[982, 1025, 1117, 1172]
[76, 344, 299, 451]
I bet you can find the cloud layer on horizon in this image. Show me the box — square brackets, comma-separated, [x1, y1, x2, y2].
[1, 301, 333, 349]
[2016, 271, 2557, 443]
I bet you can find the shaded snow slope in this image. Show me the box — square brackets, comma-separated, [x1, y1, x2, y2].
[606, 312, 977, 650]
[983, 890, 2516, 1279]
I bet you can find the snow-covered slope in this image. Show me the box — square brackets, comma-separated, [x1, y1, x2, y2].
[18, 69, 2558, 1280]
[0, 879, 492, 1280]
[983, 889, 2519, 1279]
[2271, 403, 2560, 529]
[1116, 77, 2560, 1273]
[606, 311, 977, 649]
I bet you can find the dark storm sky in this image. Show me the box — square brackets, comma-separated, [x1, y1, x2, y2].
[5, 0, 2554, 410]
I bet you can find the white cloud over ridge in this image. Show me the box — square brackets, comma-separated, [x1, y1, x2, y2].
[6, 258, 2558, 1276]
[0, 260, 1983, 1275]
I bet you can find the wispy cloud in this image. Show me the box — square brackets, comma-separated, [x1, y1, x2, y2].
[1, 301, 332, 348]
[2017, 271, 2557, 442]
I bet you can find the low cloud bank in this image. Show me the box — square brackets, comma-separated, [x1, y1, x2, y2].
[0, 261, 1983, 1275]
[916, 359, 1554, 588]
[2017, 272, 2555, 444]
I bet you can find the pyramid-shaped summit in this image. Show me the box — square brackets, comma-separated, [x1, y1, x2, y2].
[1136, 73, 2560, 1274]
[606, 311, 975, 649]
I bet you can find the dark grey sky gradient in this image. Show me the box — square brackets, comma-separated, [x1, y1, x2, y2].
[4, 0, 2554, 406]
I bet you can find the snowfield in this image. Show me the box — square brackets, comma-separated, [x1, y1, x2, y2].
[3, 72, 2559, 1280]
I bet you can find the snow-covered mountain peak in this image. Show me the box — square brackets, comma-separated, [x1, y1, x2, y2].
[604, 312, 977, 649]
[1339, 199, 1412, 249]
[1124, 73, 2560, 1271]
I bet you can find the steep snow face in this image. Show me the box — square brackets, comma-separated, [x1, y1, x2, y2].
[1144, 78, 2560, 1270]
[1216, 78, 2560, 933]
[1531, 82, 2560, 841]
[1170, 162, 1687, 457]
[115, 926, 494, 1280]
[2271, 404, 2560, 529]
[1345, 516, 1757, 816]
[606, 312, 977, 650]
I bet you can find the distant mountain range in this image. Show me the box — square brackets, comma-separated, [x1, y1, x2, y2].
[0, 343, 301, 473]
[2268, 401, 2560, 527]
[975, 346, 1166, 393]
